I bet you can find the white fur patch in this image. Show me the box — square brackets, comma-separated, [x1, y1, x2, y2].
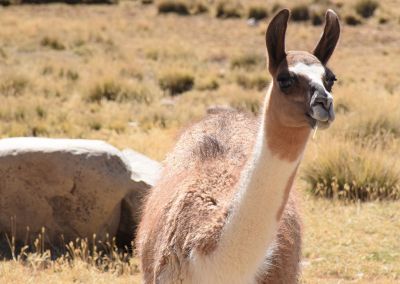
[186, 99, 303, 284]
[289, 62, 326, 89]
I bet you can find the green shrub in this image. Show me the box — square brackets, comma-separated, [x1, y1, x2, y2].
[291, 5, 310, 22]
[158, 1, 190, 15]
[231, 53, 263, 70]
[159, 71, 194, 96]
[248, 6, 268, 20]
[216, 1, 242, 19]
[303, 142, 400, 201]
[344, 14, 362, 26]
[40, 37, 65, 51]
[355, 0, 379, 18]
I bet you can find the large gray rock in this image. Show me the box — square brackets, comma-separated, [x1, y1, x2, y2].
[0, 137, 160, 254]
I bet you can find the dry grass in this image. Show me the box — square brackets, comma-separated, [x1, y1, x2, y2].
[300, 190, 400, 283]
[0, 0, 400, 282]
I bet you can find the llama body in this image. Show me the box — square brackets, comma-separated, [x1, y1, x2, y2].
[137, 9, 340, 284]
[137, 110, 302, 283]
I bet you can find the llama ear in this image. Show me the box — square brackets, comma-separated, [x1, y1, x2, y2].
[266, 9, 290, 73]
[313, 9, 340, 65]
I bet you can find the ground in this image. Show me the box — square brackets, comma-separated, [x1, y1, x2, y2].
[0, 0, 399, 283]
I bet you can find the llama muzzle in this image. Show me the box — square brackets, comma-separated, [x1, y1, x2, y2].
[308, 89, 335, 129]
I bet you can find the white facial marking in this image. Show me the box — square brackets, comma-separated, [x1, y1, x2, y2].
[289, 62, 326, 90]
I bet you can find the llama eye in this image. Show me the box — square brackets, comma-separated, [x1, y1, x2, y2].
[277, 75, 295, 89]
[326, 76, 337, 83]
[324, 75, 337, 91]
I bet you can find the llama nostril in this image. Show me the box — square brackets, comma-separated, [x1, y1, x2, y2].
[311, 91, 332, 109]
[324, 96, 333, 109]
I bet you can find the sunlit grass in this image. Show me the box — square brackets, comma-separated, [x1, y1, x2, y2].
[0, 0, 399, 282]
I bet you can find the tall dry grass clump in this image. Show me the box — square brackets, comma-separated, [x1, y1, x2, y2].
[215, 1, 243, 19]
[158, 70, 194, 96]
[355, 0, 379, 18]
[1, 227, 139, 278]
[291, 4, 310, 22]
[247, 6, 268, 20]
[303, 140, 400, 201]
[157, 1, 190, 15]
[87, 79, 153, 104]
[230, 53, 264, 70]
[0, 75, 29, 97]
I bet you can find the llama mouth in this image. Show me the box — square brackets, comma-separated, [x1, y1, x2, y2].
[306, 116, 332, 130]
[307, 103, 335, 130]
[306, 113, 334, 129]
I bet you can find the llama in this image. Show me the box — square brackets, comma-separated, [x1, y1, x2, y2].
[136, 9, 340, 284]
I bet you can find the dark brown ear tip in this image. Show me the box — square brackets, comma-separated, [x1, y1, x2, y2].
[326, 9, 339, 22]
[267, 8, 290, 32]
[277, 8, 290, 20]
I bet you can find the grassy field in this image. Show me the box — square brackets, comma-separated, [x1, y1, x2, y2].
[0, 0, 400, 283]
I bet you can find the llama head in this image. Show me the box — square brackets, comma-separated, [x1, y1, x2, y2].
[265, 9, 340, 129]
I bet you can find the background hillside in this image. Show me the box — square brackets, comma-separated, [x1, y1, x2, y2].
[0, 0, 399, 283]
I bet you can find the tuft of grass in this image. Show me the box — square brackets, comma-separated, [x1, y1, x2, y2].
[311, 11, 324, 26]
[157, 0, 190, 15]
[87, 80, 153, 104]
[355, 0, 379, 18]
[0, 0, 12, 6]
[0, 47, 7, 59]
[291, 4, 310, 22]
[40, 36, 66, 51]
[215, 1, 242, 19]
[66, 70, 79, 81]
[303, 141, 400, 201]
[159, 71, 194, 96]
[228, 88, 262, 115]
[196, 77, 219, 91]
[247, 6, 268, 20]
[344, 14, 363, 26]
[87, 80, 122, 102]
[235, 73, 269, 91]
[0, 228, 139, 280]
[344, 111, 400, 140]
[141, 0, 153, 4]
[35, 106, 47, 119]
[190, 2, 208, 15]
[0, 75, 29, 97]
[230, 53, 264, 70]
[378, 17, 388, 24]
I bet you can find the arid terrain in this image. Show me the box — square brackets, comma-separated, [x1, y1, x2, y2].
[0, 0, 399, 283]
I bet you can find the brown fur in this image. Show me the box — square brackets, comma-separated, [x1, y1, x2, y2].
[136, 111, 303, 282]
[313, 10, 341, 65]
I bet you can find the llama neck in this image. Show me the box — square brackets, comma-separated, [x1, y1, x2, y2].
[199, 88, 311, 282]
